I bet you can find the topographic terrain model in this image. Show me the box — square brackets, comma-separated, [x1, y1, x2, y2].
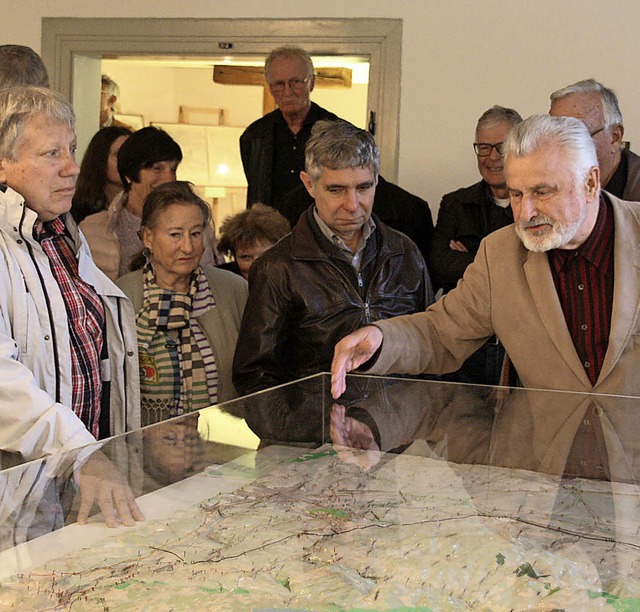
[1, 446, 639, 610]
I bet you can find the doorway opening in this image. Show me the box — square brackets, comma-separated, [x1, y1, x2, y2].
[100, 54, 370, 227]
[42, 17, 401, 229]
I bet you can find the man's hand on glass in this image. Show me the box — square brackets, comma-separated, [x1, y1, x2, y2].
[76, 450, 145, 528]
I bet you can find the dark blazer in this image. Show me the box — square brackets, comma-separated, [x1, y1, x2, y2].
[429, 180, 513, 293]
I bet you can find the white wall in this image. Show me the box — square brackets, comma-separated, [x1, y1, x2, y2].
[12, 0, 640, 214]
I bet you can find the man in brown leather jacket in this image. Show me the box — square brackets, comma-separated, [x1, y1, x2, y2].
[233, 120, 433, 394]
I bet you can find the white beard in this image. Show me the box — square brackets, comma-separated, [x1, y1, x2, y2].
[515, 209, 587, 252]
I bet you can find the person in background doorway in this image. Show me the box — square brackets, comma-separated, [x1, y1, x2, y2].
[100, 74, 131, 129]
[240, 46, 341, 210]
[0, 44, 49, 88]
[71, 126, 132, 223]
[217, 203, 291, 279]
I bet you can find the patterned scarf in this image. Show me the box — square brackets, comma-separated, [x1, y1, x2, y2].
[136, 262, 218, 425]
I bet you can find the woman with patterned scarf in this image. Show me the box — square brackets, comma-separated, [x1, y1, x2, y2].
[117, 181, 247, 425]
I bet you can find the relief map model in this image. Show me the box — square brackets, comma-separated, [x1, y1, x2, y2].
[1, 446, 640, 610]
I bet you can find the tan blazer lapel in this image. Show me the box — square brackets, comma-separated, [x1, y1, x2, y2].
[523, 250, 593, 386]
[598, 197, 640, 384]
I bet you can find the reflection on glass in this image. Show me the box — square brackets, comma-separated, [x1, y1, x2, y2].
[1, 374, 639, 609]
[142, 414, 203, 488]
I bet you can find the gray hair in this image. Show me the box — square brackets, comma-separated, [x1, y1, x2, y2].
[0, 86, 75, 159]
[476, 105, 523, 134]
[0, 45, 49, 89]
[550, 78, 623, 129]
[305, 120, 380, 183]
[101, 74, 120, 98]
[264, 46, 314, 83]
[503, 114, 598, 182]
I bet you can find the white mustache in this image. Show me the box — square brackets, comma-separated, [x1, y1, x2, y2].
[520, 214, 554, 229]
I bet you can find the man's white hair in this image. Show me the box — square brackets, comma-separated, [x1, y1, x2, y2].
[503, 114, 598, 183]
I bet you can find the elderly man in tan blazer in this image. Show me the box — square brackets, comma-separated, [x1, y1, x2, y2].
[332, 114, 640, 399]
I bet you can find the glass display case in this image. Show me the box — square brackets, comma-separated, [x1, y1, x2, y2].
[1, 373, 639, 610]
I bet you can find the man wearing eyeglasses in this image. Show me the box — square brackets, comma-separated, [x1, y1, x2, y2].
[550, 79, 640, 202]
[427, 106, 522, 385]
[100, 74, 130, 130]
[240, 46, 340, 209]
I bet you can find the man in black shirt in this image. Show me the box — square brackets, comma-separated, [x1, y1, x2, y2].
[239, 46, 339, 209]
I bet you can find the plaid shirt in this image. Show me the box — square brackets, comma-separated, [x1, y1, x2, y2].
[36, 218, 105, 438]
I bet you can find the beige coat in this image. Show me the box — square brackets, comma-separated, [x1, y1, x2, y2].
[370, 194, 640, 397]
[79, 191, 128, 281]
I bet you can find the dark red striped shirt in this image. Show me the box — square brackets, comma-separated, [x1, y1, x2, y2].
[548, 194, 614, 386]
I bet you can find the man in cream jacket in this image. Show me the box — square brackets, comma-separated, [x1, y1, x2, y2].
[0, 86, 141, 527]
